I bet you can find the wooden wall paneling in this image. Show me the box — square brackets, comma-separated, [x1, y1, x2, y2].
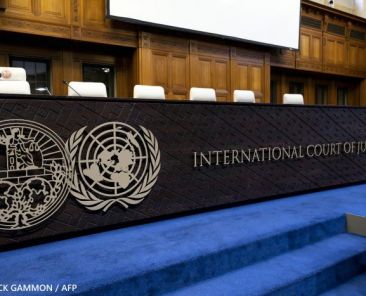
[0, 0, 71, 39]
[192, 56, 211, 87]
[170, 53, 189, 99]
[323, 34, 348, 74]
[150, 34, 190, 99]
[138, 32, 190, 100]
[0, 0, 137, 47]
[270, 49, 296, 69]
[353, 82, 361, 106]
[60, 50, 73, 96]
[190, 41, 230, 102]
[264, 53, 271, 102]
[213, 58, 230, 101]
[39, 0, 70, 24]
[280, 74, 287, 103]
[81, 0, 104, 27]
[296, 27, 323, 71]
[346, 80, 361, 106]
[6, 0, 35, 17]
[360, 79, 366, 106]
[248, 66, 263, 102]
[230, 60, 249, 92]
[296, 7, 323, 71]
[348, 23, 366, 77]
[306, 77, 314, 105]
[330, 80, 339, 105]
[0, 53, 9, 66]
[231, 47, 266, 102]
[269, 73, 282, 104]
[77, 0, 137, 47]
[131, 47, 140, 90]
[116, 55, 134, 98]
[151, 50, 169, 90]
[323, 16, 348, 75]
[51, 56, 63, 96]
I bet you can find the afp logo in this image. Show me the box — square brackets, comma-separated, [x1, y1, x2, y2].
[66, 122, 161, 212]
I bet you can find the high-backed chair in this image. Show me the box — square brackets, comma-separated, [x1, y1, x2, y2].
[190, 87, 216, 101]
[233, 90, 255, 103]
[0, 67, 26, 81]
[133, 85, 165, 100]
[0, 67, 31, 95]
[283, 94, 304, 105]
[67, 82, 107, 97]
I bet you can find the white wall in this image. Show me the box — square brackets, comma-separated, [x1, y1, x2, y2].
[310, 0, 366, 18]
[354, 0, 366, 18]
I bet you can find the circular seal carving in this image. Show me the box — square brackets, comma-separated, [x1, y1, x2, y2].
[0, 120, 71, 230]
[67, 122, 161, 212]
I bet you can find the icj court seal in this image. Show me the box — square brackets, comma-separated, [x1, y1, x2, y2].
[0, 120, 71, 230]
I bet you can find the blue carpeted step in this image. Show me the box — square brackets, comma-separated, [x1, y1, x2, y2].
[72, 216, 345, 296]
[163, 233, 366, 296]
[0, 216, 345, 296]
[319, 273, 366, 296]
[4, 183, 366, 296]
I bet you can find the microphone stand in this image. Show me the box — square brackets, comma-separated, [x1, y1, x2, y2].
[63, 80, 82, 97]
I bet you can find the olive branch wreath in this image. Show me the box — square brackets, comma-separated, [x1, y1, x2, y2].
[65, 125, 161, 212]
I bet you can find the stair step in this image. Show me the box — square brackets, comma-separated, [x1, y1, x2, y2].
[320, 273, 366, 296]
[0, 215, 345, 296]
[163, 233, 366, 296]
[4, 182, 366, 296]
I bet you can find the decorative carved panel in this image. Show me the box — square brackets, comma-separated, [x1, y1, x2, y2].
[296, 28, 323, 71]
[40, 0, 69, 23]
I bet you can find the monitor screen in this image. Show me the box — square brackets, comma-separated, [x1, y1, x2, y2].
[107, 0, 301, 50]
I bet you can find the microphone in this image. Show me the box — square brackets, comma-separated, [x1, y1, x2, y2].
[63, 80, 82, 97]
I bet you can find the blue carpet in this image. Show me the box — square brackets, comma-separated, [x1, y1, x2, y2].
[320, 273, 366, 296]
[2, 184, 366, 295]
[164, 234, 366, 296]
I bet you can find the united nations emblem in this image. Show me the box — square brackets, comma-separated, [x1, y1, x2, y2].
[67, 122, 161, 212]
[0, 120, 71, 230]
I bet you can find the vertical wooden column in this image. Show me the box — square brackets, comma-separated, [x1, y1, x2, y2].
[360, 79, 366, 106]
[264, 53, 271, 103]
[137, 32, 152, 86]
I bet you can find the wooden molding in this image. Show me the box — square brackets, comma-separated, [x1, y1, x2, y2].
[0, 0, 8, 11]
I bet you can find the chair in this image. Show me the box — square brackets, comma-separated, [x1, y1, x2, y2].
[133, 85, 165, 100]
[0, 67, 31, 95]
[0, 67, 27, 81]
[0, 81, 31, 95]
[233, 90, 255, 103]
[190, 87, 216, 101]
[67, 82, 107, 97]
[283, 94, 304, 105]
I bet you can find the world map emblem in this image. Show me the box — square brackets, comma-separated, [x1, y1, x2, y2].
[0, 120, 71, 230]
[67, 122, 161, 212]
